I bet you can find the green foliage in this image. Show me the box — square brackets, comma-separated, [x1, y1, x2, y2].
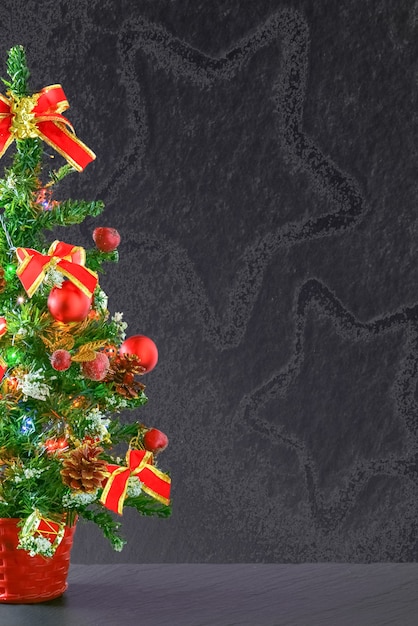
[0, 453, 67, 518]
[125, 492, 172, 518]
[37, 199, 105, 230]
[86, 248, 119, 272]
[106, 420, 147, 447]
[0, 46, 171, 556]
[48, 164, 75, 185]
[2, 45, 29, 97]
[79, 506, 126, 551]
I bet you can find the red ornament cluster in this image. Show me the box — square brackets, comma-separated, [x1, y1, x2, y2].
[44, 228, 165, 452]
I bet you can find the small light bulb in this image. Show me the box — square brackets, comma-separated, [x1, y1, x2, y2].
[21, 416, 35, 435]
[5, 264, 16, 278]
[16, 296, 25, 305]
[6, 346, 21, 365]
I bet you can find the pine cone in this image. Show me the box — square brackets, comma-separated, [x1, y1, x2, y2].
[0, 267, 6, 293]
[61, 442, 108, 493]
[104, 354, 145, 398]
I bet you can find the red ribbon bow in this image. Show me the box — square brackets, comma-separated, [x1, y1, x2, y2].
[0, 84, 95, 171]
[16, 240, 98, 298]
[0, 356, 6, 381]
[100, 449, 171, 515]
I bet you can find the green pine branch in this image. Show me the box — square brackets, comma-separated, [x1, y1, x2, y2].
[125, 492, 172, 518]
[2, 45, 29, 97]
[36, 199, 105, 229]
[86, 248, 119, 272]
[79, 506, 126, 551]
[48, 164, 76, 185]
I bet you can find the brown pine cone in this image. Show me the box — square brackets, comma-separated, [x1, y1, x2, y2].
[0, 267, 6, 293]
[60, 442, 108, 493]
[104, 354, 145, 398]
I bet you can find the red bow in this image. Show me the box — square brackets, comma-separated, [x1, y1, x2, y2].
[16, 240, 97, 298]
[0, 356, 6, 381]
[100, 449, 171, 515]
[0, 85, 95, 171]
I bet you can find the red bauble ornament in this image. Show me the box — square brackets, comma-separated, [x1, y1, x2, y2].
[143, 428, 169, 454]
[0, 317, 7, 337]
[93, 227, 121, 252]
[119, 335, 158, 373]
[50, 349, 72, 371]
[48, 281, 92, 323]
[82, 352, 110, 381]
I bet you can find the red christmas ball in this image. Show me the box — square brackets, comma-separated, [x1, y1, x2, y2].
[93, 227, 121, 252]
[143, 428, 169, 453]
[119, 335, 158, 373]
[48, 281, 92, 323]
[50, 349, 72, 371]
[82, 352, 110, 381]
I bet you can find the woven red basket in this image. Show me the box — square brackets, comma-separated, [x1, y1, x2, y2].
[0, 517, 76, 603]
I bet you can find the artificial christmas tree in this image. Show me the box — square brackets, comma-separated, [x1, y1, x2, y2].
[0, 46, 171, 603]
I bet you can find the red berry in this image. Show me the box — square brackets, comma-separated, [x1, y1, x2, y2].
[82, 352, 110, 381]
[50, 349, 72, 371]
[93, 227, 121, 253]
[143, 428, 168, 453]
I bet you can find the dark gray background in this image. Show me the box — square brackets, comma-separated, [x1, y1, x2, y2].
[0, 0, 417, 564]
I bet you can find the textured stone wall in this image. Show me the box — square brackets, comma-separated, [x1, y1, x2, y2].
[0, 0, 417, 563]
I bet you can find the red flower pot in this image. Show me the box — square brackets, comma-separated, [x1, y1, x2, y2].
[0, 518, 76, 603]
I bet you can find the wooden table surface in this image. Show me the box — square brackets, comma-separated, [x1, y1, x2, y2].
[0, 563, 417, 625]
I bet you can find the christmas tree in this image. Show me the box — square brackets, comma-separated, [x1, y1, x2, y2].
[0, 46, 171, 558]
